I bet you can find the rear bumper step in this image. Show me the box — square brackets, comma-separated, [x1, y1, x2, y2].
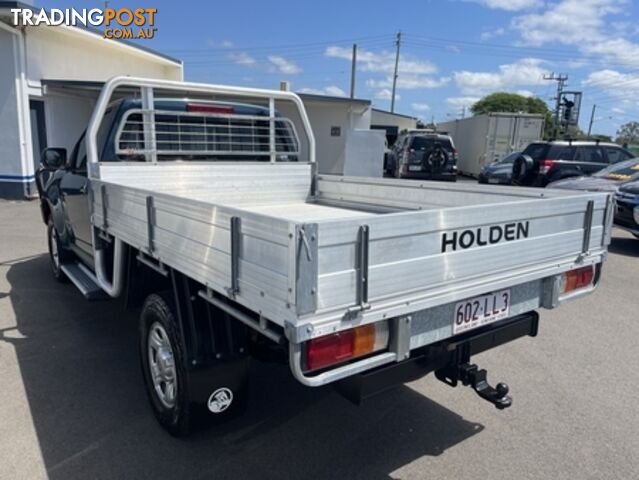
[334, 311, 539, 404]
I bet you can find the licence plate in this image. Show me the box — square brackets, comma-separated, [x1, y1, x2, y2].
[453, 289, 510, 334]
[488, 178, 500, 184]
[408, 165, 422, 171]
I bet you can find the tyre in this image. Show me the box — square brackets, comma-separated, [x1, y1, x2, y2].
[47, 219, 69, 283]
[139, 292, 250, 437]
[140, 293, 194, 436]
[511, 154, 535, 186]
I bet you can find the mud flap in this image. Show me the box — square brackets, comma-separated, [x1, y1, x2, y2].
[170, 269, 250, 423]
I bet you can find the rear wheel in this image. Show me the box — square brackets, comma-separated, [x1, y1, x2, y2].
[139, 290, 250, 437]
[140, 293, 193, 436]
[47, 220, 69, 283]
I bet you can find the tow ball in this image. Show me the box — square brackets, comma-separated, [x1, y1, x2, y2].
[436, 363, 512, 410]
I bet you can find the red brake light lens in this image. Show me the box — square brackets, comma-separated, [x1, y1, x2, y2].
[539, 159, 555, 174]
[304, 322, 389, 372]
[305, 330, 354, 372]
[187, 103, 234, 114]
[561, 265, 595, 294]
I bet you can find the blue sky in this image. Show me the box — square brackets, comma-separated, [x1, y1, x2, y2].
[40, 0, 639, 136]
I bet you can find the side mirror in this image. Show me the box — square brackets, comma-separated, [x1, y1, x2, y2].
[41, 148, 67, 169]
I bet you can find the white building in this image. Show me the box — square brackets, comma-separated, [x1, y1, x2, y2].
[371, 108, 418, 145]
[297, 94, 385, 177]
[0, 1, 183, 198]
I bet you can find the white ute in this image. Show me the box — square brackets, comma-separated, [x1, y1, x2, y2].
[39, 77, 613, 436]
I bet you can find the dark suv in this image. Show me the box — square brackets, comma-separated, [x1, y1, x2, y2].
[511, 141, 633, 187]
[385, 133, 458, 181]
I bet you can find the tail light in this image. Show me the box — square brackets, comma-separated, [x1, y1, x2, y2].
[539, 159, 555, 174]
[187, 103, 234, 114]
[560, 265, 595, 294]
[304, 321, 390, 372]
[402, 146, 411, 163]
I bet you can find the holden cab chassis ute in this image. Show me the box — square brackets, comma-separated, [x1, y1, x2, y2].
[36, 77, 613, 436]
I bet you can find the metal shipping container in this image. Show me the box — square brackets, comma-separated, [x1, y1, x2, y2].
[439, 113, 545, 177]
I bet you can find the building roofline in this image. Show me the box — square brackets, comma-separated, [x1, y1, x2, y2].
[297, 92, 370, 106]
[0, 1, 182, 66]
[372, 108, 418, 120]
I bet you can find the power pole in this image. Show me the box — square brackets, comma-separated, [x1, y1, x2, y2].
[390, 31, 401, 113]
[587, 104, 596, 137]
[350, 44, 357, 99]
[461, 106, 466, 119]
[543, 73, 568, 138]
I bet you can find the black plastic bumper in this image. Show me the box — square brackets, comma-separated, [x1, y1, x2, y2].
[335, 311, 539, 404]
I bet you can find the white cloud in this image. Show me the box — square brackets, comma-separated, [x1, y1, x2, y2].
[268, 55, 302, 75]
[411, 102, 431, 112]
[581, 37, 639, 68]
[375, 89, 399, 101]
[298, 86, 347, 97]
[480, 27, 505, 41]
[583, 69, 639, 101]
[453, 58, 549, 95]
[326, 45, 446, 100]
[512, 0, 623, 46]
[468, 0, 543, 11]
[512, 0, 624, 46]
[221, 40, 234, 48]
[366, 75, 450, 90]
[228, 52, 256, 66]
[516, 89, 534, 97]
[446, 45, 461, 53]
[326, 46, 438, 75]
[446, 96, 480, 109]
[509, 0, 639, 68]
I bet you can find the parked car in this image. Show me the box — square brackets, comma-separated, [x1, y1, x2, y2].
[511, 140, 634, 187]
[478, 151, 521, 184]
[546, 157, 639, 192]
[386, 132, 458, 181]
[614, 180, 639, 238]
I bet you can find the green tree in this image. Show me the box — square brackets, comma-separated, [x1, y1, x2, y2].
[615, 121, 639, 145]
[471, 92, 554, 139]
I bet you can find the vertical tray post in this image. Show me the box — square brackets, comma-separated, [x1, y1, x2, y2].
[295, 223, 318, 316]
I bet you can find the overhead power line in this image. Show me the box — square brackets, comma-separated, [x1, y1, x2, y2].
[164, 34, 395, 54]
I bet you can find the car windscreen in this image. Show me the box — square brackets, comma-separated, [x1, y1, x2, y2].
[593, 158, 639, 181]
[410, 137, 453, 152]
[500, 152, 519, 164]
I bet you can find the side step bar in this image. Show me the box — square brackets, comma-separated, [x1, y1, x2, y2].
[60, 263, 108, 300]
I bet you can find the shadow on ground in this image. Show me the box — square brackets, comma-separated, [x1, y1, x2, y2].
[608, 234, 639, 257]
[2, 255, 483, 480]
